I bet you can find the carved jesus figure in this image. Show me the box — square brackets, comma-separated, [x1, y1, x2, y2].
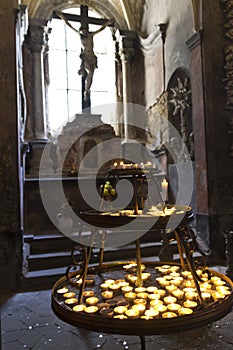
[56, 11, 113, 100]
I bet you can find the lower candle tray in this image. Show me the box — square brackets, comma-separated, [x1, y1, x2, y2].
[51, 262, 233, 336]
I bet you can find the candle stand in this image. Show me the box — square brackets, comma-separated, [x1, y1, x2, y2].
[51, 168, 233, 350]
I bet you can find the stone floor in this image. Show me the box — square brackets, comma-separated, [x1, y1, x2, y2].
[1, 266, 233, 350]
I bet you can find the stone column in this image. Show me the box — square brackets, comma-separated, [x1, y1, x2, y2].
[29, 19, 48, 140]
[26, 20, 55, 177]
[117, 30, 136, 141]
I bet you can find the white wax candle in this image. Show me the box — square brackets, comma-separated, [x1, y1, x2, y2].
[161, 178, 168, 202]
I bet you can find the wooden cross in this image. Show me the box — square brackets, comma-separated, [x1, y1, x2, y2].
[53, 6, 113, 111]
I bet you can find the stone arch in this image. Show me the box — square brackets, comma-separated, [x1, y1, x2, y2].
[32, 0, 128, 29]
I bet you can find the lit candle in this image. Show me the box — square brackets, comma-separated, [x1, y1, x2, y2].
[167, 303, 181, 312]
[200, 282, 212, 290]
[213, 279, 226, 287]
[163, 296, 177, 305]
[148, 293, 160, 301]
[141, 315, 153, 320]
[170, 266, 180, 273]
[64, 298, 78, 305]
[105, 279, 115, 286]
[182, 271, 192, 278]
[63, 292, 76, 299]
[170, 272, 180, 278]
[86, 297, 99, 306]
[125, 292, 137, 302]
[137, 292, 148, 300]
[146, 286, 158, 293]
[166, 285, 178, 293]
[162, 312, 177, 318]
[150, 299, 163, 307]
[102, 291, 114, 300]
[114, 314, 128, 319]
[201, 292, 212, 302]
[142, 273, 151, 280]
[114, 306, 128, 314]
[178, 307, 193, 316]
[171, 278, 183, 287]
[172, 289, 184, 300]
[216, 286, 230, 293]
[153, 304, 167, 313]
[135, 287, 147, 293]
[132, 304, 146, 315]
[109, 284, 121, 293]
[125, 309, 140, 319]
[85, 306, 98, 314]
[161, 178, 168, 202]
[83, 291, 94, 298]
[158, 279, 170, 288]
[72, 304, 86, 312]
[57, 287, 69, 294]
[121, 286, 133, 293]
[185, 292, 198, 301]
[183, 300, 198, 308]
[211, 291, 226, 301]
[157, 289, 166, 298]
[183, 280, 195, 288]
[100, 283, 109, 291]
[133, 298, 147, 305]
[145, 308, 159, 318]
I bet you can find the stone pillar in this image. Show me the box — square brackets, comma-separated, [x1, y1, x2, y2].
[29, 18, 48, 140]
[186, 32, 210, 248]
[186, 0, 233, 260]
[0, 1, 23, 292]
[117, 30, 136, 141]
[26, 20, 55, 177]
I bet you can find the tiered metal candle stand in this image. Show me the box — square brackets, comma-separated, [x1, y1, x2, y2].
[52, 169, 233, 350]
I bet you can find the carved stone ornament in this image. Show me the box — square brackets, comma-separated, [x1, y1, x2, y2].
[221, 0, 233, 156]
[146, 91, 169, 148]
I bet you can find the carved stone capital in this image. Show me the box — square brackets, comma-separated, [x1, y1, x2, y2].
[29, 19, 48, 53]
[115, 29, 136, 62]
[139, 24, 166, 57]
[119, 47, 135, 63]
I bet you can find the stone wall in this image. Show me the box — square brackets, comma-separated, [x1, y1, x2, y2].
[0, 1, 23, 292]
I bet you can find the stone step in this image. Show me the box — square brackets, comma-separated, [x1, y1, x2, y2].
[26, 241, 178, 271]
[24, 229, 170, 255]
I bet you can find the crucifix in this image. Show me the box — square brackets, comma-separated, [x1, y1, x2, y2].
[54, 6, 113, 111]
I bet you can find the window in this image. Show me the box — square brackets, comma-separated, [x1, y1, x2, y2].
[48, 7, 116, 136]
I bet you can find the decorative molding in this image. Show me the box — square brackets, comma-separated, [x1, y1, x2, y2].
[146, 91, 169, 148]
[139, 26, 165, 56]
[168, 74, 193, 161]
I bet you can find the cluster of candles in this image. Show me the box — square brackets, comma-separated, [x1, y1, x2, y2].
[112, 161, 153, 169]
[56, 264, 231, 320]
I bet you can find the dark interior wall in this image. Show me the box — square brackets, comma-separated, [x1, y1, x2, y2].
[0, 1, 23, 293]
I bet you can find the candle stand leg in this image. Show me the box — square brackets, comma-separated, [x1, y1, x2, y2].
[176, 228, 203, 305]
[98, 230, 106, 272]
[174, 230, 186, 270]
[140, 336, 146, 350]
[136, 239, 142, 287]
[78, 230, 96, 304]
